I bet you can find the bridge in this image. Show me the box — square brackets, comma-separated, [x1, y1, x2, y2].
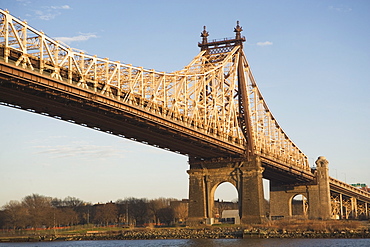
[0, 9, 369, 223]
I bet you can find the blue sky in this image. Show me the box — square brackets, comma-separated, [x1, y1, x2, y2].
[1, 0, 369, 207]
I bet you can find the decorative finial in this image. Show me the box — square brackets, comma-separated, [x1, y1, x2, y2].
[315, 156, 329, 168]
[234, 21, 243, 39]
[201, 26, 209, 44]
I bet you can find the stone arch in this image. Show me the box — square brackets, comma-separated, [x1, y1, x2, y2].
[270, 157, 331, 221]
[213, 181, 239, 202]
[208, 177, 238, 220]
[211, 182, 239, 219]
[291, 194, 308, 218]
[270, 184, 309, 219]
[188, 156, 266, 224]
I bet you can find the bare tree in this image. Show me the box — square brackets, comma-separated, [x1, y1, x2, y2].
[22, 194, 53, 228]
[2, 200, 28, 229]
[119, 198, 149, 226]
[0, 195, 187, 229]
[148, 198, 172, 225]
[115, 201, 128, 226]
[62, 197, 84, 207]
[93, 203, 118, 226]
[77, 203, 92, 225]
[172, 201, 188, 223]
[51, 196, 84, 208]
[0, 210, 7, 229]
[54, 207, 79, 226]
[157, 207, 174, 226]
[51, 196, 88, 225]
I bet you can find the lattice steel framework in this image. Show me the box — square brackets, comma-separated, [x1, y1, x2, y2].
[330, 193, 342, 219]
[341, 197, 353, 219]
[0, 9, 309, 170]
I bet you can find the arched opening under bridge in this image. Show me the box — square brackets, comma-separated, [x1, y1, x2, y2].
[291, 194, 308, 218]
[212, 182, 239, 224]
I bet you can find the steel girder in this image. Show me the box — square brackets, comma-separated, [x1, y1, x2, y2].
[0, 9, 309, 171]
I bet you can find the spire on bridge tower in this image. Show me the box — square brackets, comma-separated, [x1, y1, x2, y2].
[198, 21, 246, 54]
[200, 26, 209, 49]
[234, 21, 242, 34]
[234, 21, 244, 46]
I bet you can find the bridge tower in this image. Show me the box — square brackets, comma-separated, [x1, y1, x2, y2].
[269, 156, 331, 220]
[187, 155, 266, 224]
[187, 23, 266, 225]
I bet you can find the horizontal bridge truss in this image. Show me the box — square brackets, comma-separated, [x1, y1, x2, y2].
[329, 177, 370, 219]
[0, 9, 309, 171]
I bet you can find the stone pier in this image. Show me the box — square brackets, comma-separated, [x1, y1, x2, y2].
[270, 156, 331, 220]
[187, 155, 266, 225]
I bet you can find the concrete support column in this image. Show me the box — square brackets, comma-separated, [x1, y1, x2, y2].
[240, 155, 266, 224]
[340, 193, 343, 219]
[204, 175, 212, 220]
[187, 169, 207, 224]
[307, 156, 331, 220]
[270, 183, 292, 218]
[351, 197, 357, 219]
[187, 163, 238, 225]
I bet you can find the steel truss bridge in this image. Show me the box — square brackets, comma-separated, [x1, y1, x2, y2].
[0, 9, 369, 222]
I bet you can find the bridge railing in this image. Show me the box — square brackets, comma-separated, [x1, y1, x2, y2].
[330, 177, 370, 200]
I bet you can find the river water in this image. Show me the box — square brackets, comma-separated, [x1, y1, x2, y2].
[1, 239, 370, 247]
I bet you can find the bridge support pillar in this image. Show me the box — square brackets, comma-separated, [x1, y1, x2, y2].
[351, 197, 358, 219]
[187, 164, 237, 225]
[187, 155, 267, 225]
[308, 156, 331, 220]
[270, 183, 308, 219]
[187, 169, 209, 225]
[270, 156, 331, 220]
[239, 155, 266, 224]
[340, 193, 343, 219]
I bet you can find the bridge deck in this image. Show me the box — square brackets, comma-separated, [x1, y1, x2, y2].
[330, 177, 370, 203]
[0, 60, 246, 159]
[2, 9, 368, 198]
[0, 59, 318, 185]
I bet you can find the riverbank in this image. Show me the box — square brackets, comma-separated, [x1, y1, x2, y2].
[1, 220, 369, 242]
[0, 227, 240, 242]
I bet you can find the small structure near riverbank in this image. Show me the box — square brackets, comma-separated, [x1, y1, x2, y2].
[220, 210, 240, 224]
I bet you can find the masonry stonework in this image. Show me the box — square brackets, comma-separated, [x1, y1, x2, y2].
[270, 156, 331, 220]
[187, 155, 267, 225]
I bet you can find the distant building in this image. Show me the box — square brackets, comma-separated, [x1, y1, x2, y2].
[220, 210, 240, 224]
[350, 183, 370, 193]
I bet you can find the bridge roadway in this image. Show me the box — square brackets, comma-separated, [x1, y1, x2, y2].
[329, 177, 370, 204]
[0, 59, 244, 158]
[0, 52, 314, 185]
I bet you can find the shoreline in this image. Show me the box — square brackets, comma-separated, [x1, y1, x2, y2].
[1, 225, 370, 242]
